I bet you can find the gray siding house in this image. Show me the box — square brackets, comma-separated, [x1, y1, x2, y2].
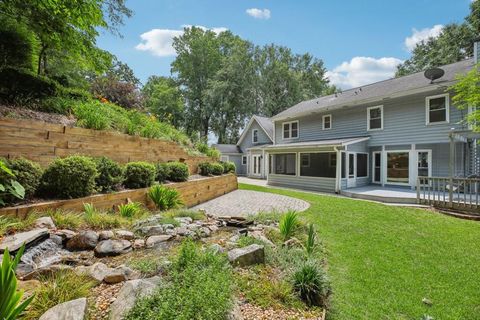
[265, 56, 479, 194]
[214, 115, 273, 178]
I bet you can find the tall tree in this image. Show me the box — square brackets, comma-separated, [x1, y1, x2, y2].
[143, 76, 185, 127]
[396, 1, 480, 77]
[171, 27, 223, 139]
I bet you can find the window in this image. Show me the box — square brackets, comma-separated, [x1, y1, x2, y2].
[356, 153, 368, 177]
[282, 121, 299, 139]
[220, 155, 229, 162]
[271, 154, 296, 175]
[300, 153, 337, 178]
[323, 115, 332, 130]
[367, 106, 383, 131]
[242, 156, 247, 165]
[426, 94, 449, 124]
[301, 154, 310, 167]
[252, 129, 258, 143]
[387, 152, 409, 184]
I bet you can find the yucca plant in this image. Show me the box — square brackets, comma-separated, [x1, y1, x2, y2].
[0, 244, 34, 320]
[292, 263, 330, 307]
[148, 185, 183, 211]
[118, 202, 142, 218]
[305, 223, 316, 256]
[279, 210, 298, 241]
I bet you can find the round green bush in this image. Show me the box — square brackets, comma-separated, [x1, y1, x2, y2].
[0, 67, 57, 103]
[155, 163, 170, 183]
[198, 162, 213, 176]
[40, 156, 98, 199]
[94, 157, 123, 192]
[165, 162, 189, 182]
[123, 162, 156, 189]
[221, 161, 236, 174]
[7, 158, 42, 199]
[211, 163, 224, 176]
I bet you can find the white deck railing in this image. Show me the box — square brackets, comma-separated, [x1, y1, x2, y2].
[416, 176, 480, 211]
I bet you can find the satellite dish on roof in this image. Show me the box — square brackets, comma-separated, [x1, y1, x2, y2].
[424, 68, 445, 83]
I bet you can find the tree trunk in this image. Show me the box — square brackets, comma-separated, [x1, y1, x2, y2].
[37, 44, 47, 75]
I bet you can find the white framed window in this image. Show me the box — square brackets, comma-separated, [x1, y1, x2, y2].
[301, 154, 310, 167]
[220, 155, 229, 162]
[282, 121, 299, 139]
[252, 129, 258, 143]
[323, 115, 332, 130]
[367, 105, 383, 131]
[426, 93, 449, 124]
[242, 156, 247, 165]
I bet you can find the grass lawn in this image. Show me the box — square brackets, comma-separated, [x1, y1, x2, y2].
[239, 183, 480, 320]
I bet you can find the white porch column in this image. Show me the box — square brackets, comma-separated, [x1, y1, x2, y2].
[381, 145, 386, 187]
[335, 147, 342, 193]
[409, 144, 417, 190]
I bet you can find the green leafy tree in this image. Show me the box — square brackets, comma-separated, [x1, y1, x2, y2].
[450, 65, 480, 131]
[0, 17, 37, 71]
[142, 76, 185, 126]
[396, 1, 480, 77]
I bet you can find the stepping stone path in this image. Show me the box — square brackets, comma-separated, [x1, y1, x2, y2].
[193, 190, 310, 217]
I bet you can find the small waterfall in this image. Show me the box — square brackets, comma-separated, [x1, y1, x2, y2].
[21, 239, 71, 269]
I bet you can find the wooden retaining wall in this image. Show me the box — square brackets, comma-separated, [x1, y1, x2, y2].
[0, 117, 213, 174]
[0, 174, 238, 218]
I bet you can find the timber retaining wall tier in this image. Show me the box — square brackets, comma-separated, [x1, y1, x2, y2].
[0, 117, 214, 173]
[0, 174, 238, 218]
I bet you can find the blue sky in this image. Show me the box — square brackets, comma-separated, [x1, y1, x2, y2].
[97, 0, 473, 89]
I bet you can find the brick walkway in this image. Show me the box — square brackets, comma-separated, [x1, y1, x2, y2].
[192, 190, 310, 217]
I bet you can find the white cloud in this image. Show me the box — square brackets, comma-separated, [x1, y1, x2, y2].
[326, 57, 403, 89]
[246, 8, 271, 19]
[404, 24, 444, 51]
[135, 25, 228, 57]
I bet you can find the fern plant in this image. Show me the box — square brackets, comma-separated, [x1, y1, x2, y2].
[305, 223, 316, 256]
[279, 210, 298, 241]
[118, 202, 142, 218]
[148, 185, 183, 211]
[0, 244, 34, 320]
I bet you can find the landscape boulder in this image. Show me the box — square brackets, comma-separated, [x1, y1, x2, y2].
[115, 230, 135, 240]
[66, 231, 98, 251]
[109, 277, 162, 320]
[145, 235, 172, 248]
[94, 239, 132, 257]
[39, 297, 87, 320]
[98, 230, 114, 241]
[0, 228, 49, 253]
[34, 217, 56, 229]
[228, 244, 265, 267]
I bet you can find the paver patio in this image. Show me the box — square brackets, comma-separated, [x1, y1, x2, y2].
[192, 189, 310, 217]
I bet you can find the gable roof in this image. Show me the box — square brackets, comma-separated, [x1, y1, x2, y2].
[213, 144, 242, 154]
[273, 58, 475, 121]
[237, 115, 274, 145]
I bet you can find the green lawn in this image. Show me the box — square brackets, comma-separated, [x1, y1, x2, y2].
[239, 183, 480, 320]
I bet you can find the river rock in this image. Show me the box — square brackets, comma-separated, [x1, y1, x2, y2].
[94, 239, 132, 257]
[228, 244, 265, 267]
[34, 217, 56, 229]
[0, 228, 49, 253]
[98, 230, 114, 241]
[175, 226, 188, 236]
[53, 229, 77, 244]
[145, 235, 172, 248]
[174, 217, 193, 224]
[137, 225, 164, 236]
[76, 262, 111, 282]
[39, 297, 87, 320]
[103, 271, 127, 284]
[66, 231, 98, 251]
[115, 230, 135, 240]
[109, 277, 161, 320]
[133, 239, 145, 249]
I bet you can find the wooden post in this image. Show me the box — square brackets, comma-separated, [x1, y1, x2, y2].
[449, 132, 455, 208]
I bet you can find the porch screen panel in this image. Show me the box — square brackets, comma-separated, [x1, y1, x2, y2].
[272, 154, 296, 175]
[300, 153, 336, 178]
[356, 154, 368, 177]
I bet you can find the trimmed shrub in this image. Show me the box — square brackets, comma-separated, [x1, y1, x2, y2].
[155, 163, 170, 183]
[94, 157, 123, 192]
[0, 67, 57, 104]
[221, 161, 236, 174]
[165, 162, 189, 182]
[6, 158, 42, 199]
[148, 185, 183, 210]
[198, 162, 213, 176]
[123, 162, 156, 189]
[211, 163, 224, 176]
[40, 156, 97, 199]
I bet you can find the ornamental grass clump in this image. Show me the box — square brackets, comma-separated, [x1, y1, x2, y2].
[0, 244, 34, 320]
[305, 223, 317, 256]
[279, 210, 299, 241]
[123, 161, 156, 189]
[148, 185, 183, 211]
[118, 202, 143, 218]
[292, 263, 330, 307]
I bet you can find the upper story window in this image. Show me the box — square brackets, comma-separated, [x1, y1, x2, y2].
[323, 115, 332, 130]
[367, 105, 383, 131]
[252, 129, 258, 143]
[426, 93, 449, 124]
[283, 121, 299, 139]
